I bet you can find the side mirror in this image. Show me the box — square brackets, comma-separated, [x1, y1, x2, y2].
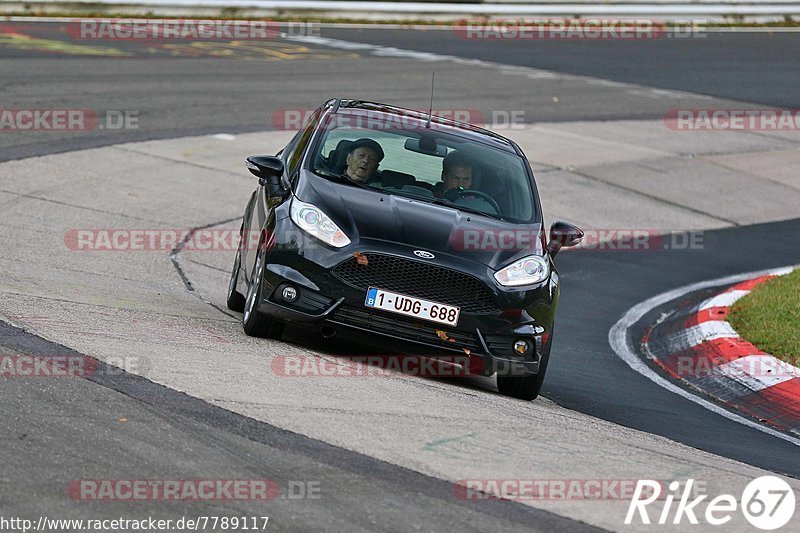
[547, 221, 584, 257]
[246, 155, 287, 196]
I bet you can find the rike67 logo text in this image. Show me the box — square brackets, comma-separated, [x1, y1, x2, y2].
[626, 477, 795, 530]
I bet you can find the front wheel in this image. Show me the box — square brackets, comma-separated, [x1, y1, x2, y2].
[242, 243, 284, 339]
[496, 336, 552, 401]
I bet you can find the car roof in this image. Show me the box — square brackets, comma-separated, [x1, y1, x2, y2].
[329, 99, 521, 155]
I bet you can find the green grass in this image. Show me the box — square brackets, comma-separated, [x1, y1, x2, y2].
[728, 269, 800, 367]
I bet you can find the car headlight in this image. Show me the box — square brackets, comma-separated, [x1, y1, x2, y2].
[494, 256, 549, 287]
[290, 198, 351, 248]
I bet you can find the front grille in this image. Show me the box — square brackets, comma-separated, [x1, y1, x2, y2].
[329, 304, 482, 354]
[331, 253, 499, 313]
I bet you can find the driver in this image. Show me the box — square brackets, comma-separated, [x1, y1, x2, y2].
[343, 138, 384, 185]
[434, 151, 473, 198]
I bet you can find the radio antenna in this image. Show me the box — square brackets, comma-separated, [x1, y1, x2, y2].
[425, 72, 435, 129]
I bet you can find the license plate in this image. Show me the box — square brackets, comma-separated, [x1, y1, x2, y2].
[365, 287, 460, 327]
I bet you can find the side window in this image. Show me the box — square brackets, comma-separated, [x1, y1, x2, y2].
[280, 130, 302, 167]
[284, 108, 322, 180]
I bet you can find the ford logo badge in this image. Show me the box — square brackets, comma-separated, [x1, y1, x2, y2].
[413, 250, 435, 259]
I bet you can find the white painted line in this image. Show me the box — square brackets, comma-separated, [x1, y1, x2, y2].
[608, 265, 800, 447]
[767, 266, 796, 277]
[212, 133, 236, 140]
[699, 289, 750, 310]
[287, 34, 712, 100]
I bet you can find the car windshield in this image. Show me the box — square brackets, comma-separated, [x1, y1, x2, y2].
[310, 114, 536, 223]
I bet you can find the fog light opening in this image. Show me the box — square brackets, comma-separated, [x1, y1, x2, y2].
[513, 338, 531, 356]
[281, 285, 298, 302]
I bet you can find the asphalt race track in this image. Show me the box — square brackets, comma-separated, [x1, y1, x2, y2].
[1, 21, 799, 531]
[3, 24, 799, 161]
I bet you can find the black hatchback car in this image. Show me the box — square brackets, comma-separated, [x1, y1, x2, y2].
[227, 99, 583, 400]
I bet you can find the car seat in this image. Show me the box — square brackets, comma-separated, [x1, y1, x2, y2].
[381, 170, 415, 189]
[327, 140, 354, 174]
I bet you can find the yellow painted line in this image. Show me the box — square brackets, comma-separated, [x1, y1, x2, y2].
[0, 32, 132, 56]
[158, 40, 358, 60]
[0, 30, 357, 60]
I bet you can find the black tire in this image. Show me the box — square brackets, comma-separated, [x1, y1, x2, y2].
[496, 337, 552, 401]
[226, 245, 246, 312]
[242, 242, 284, 339]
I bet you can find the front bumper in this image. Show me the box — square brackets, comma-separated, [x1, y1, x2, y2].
[255, 220, 558, 376]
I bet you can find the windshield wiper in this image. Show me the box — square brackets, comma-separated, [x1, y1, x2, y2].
[430, 198, 504, 221]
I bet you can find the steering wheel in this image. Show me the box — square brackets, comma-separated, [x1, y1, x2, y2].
[455, 189, 501, 215]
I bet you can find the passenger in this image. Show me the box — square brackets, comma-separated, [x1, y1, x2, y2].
[343, 138, 384, 185]
[434, 151, 473, 199]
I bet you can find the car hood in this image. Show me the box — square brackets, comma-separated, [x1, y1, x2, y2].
[295, 173, 544, 269]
